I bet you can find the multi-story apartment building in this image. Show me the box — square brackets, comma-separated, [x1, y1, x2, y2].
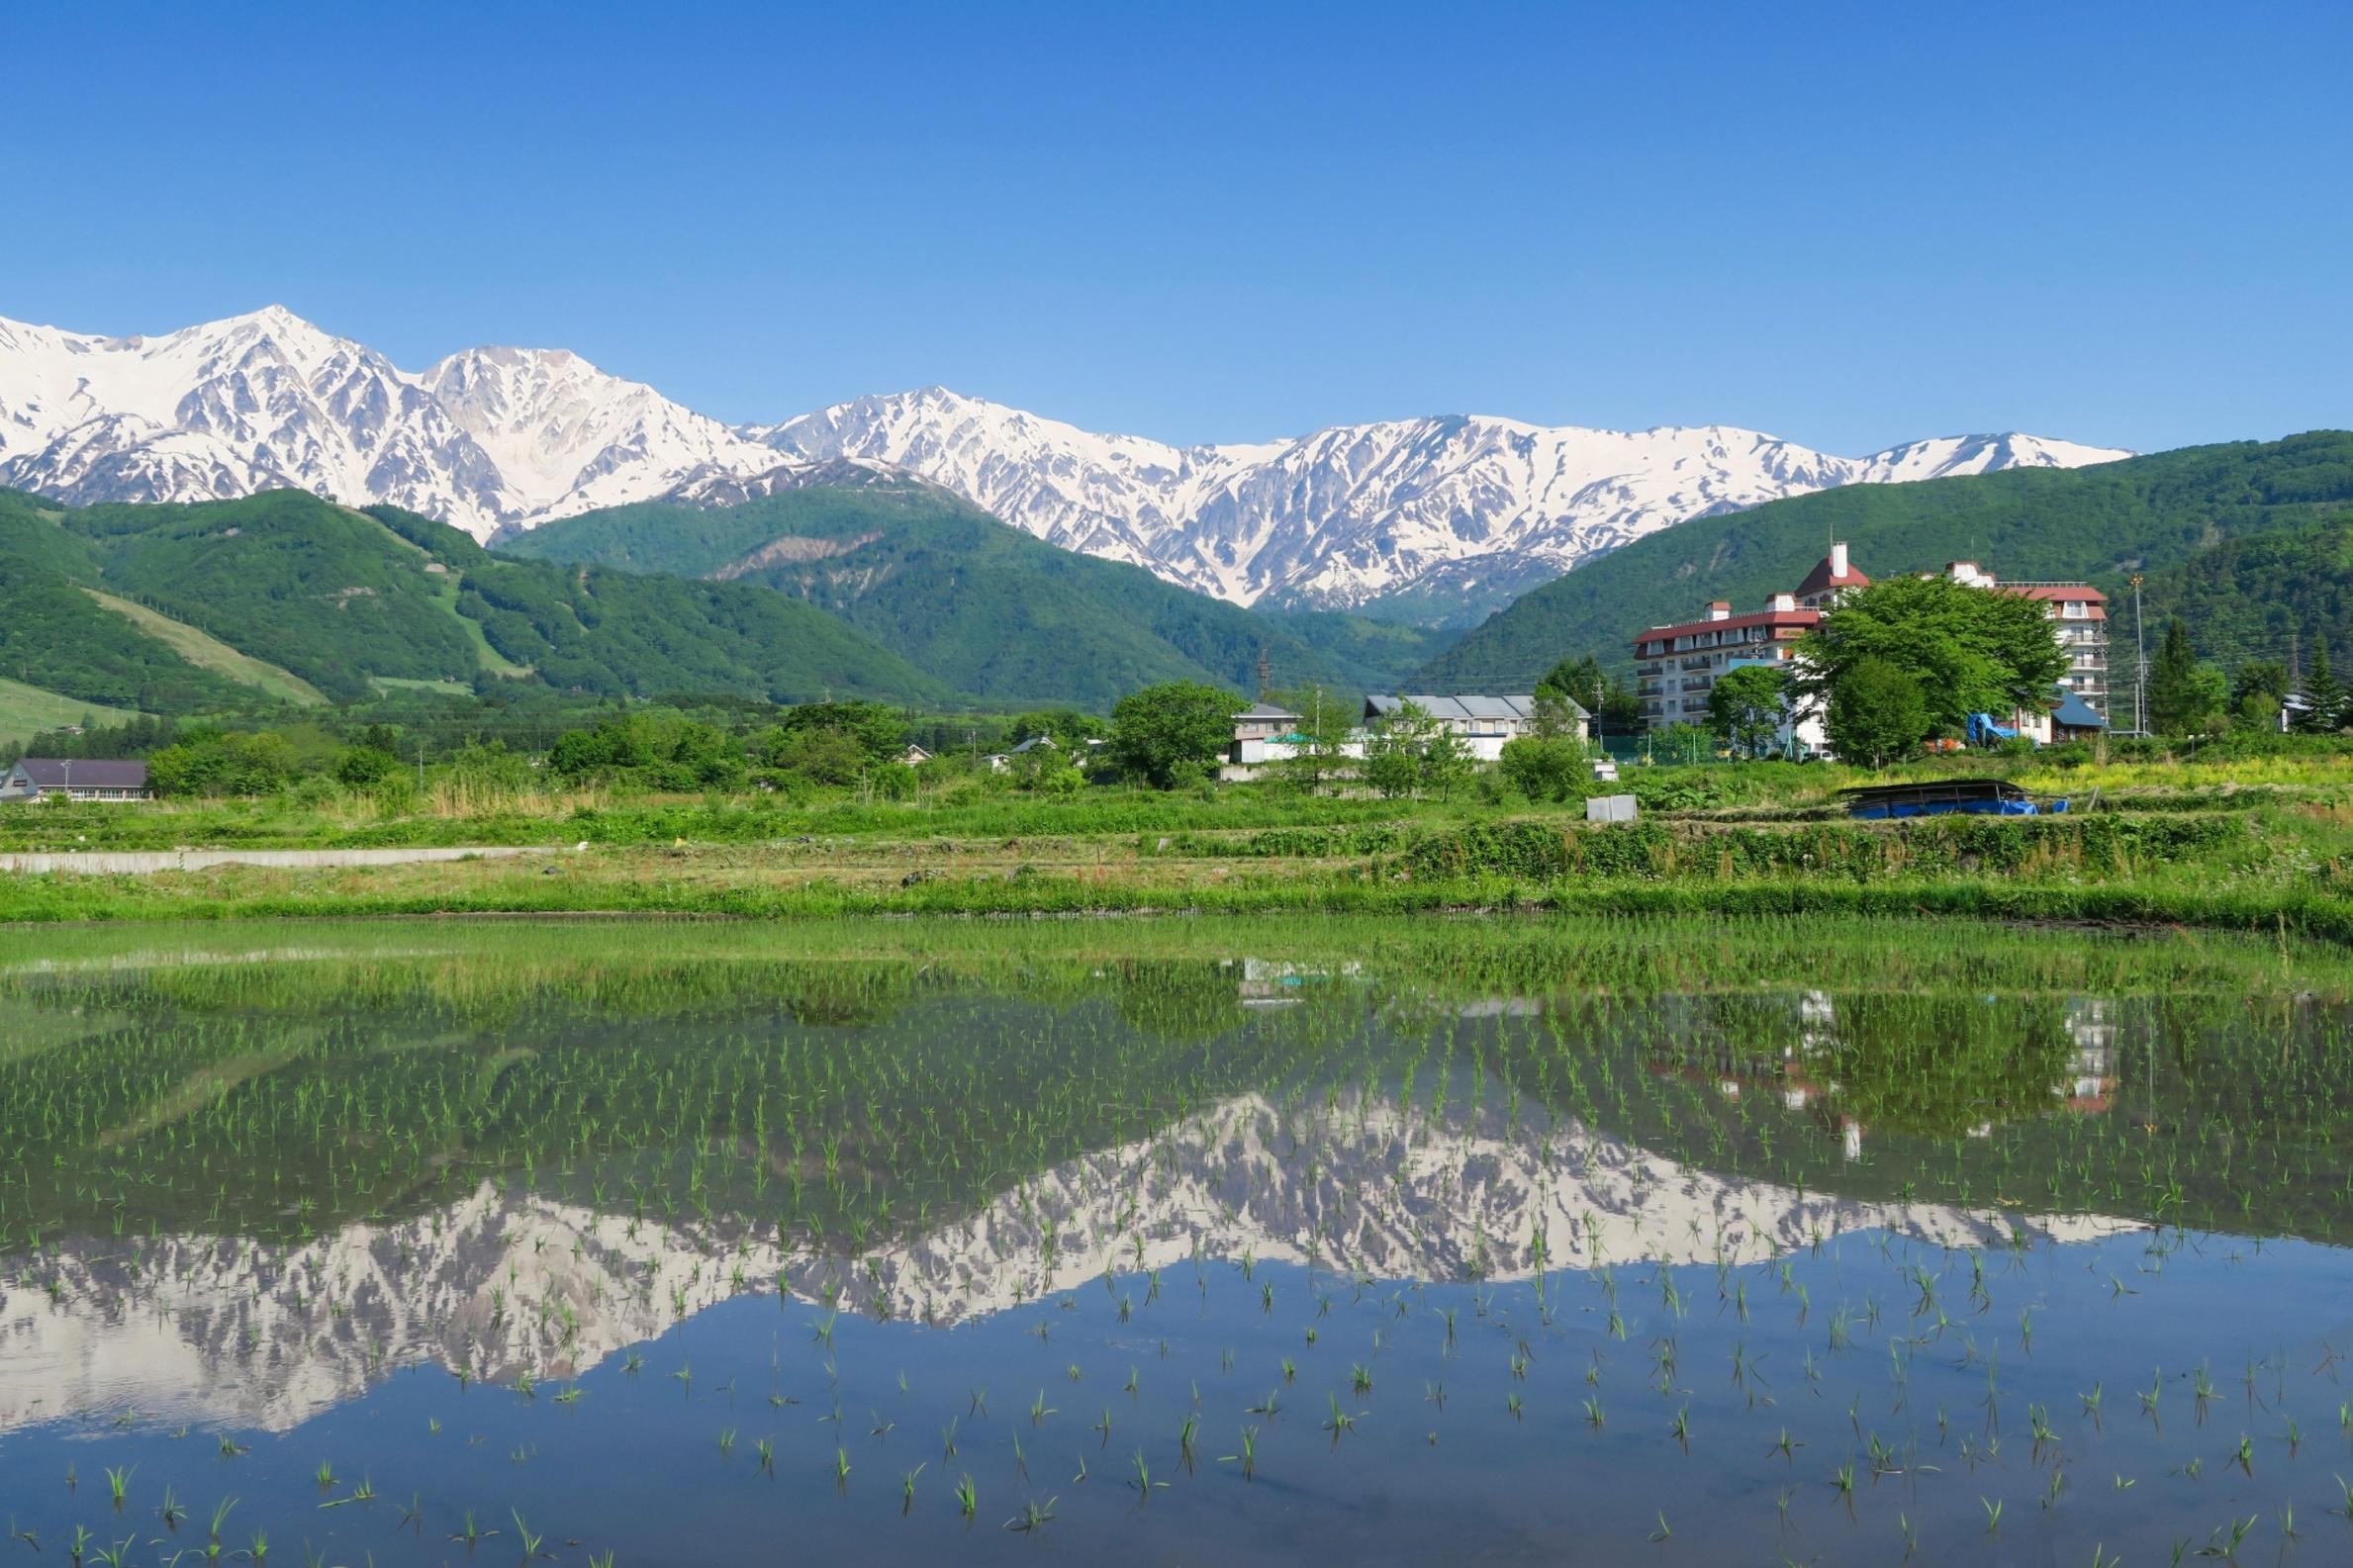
[1634, 545, 1865, 739]
[1937, 561, 2108, 720]
[1632, 544, 2109, 745]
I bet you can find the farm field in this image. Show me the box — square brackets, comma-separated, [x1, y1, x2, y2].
[2, 915, 2350, 1564]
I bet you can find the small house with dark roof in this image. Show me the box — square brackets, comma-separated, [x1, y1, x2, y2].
[0, 758, 152, 802]
[1230, 702, 1303, 744]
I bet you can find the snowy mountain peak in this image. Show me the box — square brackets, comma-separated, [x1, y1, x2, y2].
[0, 307, 2133, 619]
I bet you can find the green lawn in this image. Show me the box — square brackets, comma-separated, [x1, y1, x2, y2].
[81, 588, 329, 705]
[0, 674, 144, 745]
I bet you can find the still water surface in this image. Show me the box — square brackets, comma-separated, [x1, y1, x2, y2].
[2, 919, 2349, 1564]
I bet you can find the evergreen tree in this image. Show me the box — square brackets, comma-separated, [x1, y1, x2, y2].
[2298, 637, 2344, 733]
[2145, 617, 2204, 736]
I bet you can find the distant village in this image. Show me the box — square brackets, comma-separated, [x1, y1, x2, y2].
[0, 544, 2255, 807]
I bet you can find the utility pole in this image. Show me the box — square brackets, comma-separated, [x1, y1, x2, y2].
[2129, 574, 2146, 736]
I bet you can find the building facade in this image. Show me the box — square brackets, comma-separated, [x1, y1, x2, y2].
[1633, 545, 2110, 748]
[1937, 561, 2108, 720]
[0, 759, 152, 801]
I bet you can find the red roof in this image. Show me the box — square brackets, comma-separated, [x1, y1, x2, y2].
[2010, 584, 2107, 603]
[1635, 608, 1819, 652]
[1794, 553, 1871, 599]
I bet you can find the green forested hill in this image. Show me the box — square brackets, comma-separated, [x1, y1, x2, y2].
[1415, 432, 2353, 690]
[508, 477, 1452, 706]
[2140, 513, 2353, 670]
[0, 493, 255, 710]
[0, 489, 954, 710]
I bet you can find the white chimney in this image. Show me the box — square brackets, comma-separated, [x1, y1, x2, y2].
[1830, 541, 1848, 579]
[1768, 593, 1797, 612]
[1707, 601, 1731, 621]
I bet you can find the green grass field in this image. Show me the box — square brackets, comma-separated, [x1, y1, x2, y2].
[0, 674, 144, 745]
[81, 588, 329, 705]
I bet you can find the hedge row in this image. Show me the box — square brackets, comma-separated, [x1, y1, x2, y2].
[1390, 814, 2245, 884]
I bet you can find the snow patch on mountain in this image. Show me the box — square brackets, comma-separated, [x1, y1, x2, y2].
[0, 307, 2133, 620]
[757, 392, 2133, 617]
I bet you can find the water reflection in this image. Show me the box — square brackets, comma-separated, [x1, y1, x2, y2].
[3, 1083, 2129, 1434]
[3, 926, 2351, 1567]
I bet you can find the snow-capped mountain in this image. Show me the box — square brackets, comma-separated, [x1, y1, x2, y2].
[1, 1091, 2124, 1433]
[754, 393, 2128, 615]
[0, 307, 2131, 621]
[0, 307, 779, 536]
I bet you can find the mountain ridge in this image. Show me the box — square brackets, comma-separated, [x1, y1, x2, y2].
[1, 307, 2128, 625]
[504, 477, 1452, 706]
[1413, 431, 2353, 691]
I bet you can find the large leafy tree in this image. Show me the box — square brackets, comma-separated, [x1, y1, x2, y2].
[1798, 575, 2068, 739]
[1108, 680, 1246, 788]
[774, 699, 907, 762]
[1824, 657, 1929, 768]
[1706, 664, 1790, 759]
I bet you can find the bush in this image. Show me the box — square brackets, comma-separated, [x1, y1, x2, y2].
[1497, 736, 1588, 802]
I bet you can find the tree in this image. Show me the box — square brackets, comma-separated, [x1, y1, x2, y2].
[774, 700, 906, 763]
[1706, 664, 1790, 759]
[1419, 725, 1474, 800]
[1539, 653, 1642, 734]
[334, 743, 402, 787]
[2232, 661, 2291, 732]
[1798, 575, 2069, 740]
[764, 726, 868, 785]
[147, 729, 304, 796]
[1824, 656, 1929, 768]
[2298, 637, 2344, 733]
[1008, 707, 1108, 752]
[1108, 681, 1246, 788]
[1268, 684, 1352, 794]
[1362, 700, 1436, 798]
[2145, 617, 2228, 737]
[1497, 734, 1585, 801]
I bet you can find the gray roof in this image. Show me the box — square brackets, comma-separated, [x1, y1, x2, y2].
[12, 758, 149, 788]
[1234, 702, 1302, 721]
[1008, 735, 1059, 754]
[1365, 692, 1589, 723]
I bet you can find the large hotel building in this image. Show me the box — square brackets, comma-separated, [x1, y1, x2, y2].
[1633, 544, 2110, 744]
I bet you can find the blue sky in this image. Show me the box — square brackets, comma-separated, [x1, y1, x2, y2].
[4, 1, 2346, 455]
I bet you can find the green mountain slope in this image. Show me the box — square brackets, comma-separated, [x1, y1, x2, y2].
[0, 488, 954, 710]
[1415, 432, 2353, 691]
[0, 675, 145, 747]
[507, 473, 1454, 707]
[2140, 511, 2353, 670]
[0, 493, 255, 711]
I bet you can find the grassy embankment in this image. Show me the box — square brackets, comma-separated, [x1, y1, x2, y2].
[2, 753, 2348, 936]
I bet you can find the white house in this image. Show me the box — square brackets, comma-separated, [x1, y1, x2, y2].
[1362, 693, 1586, 762]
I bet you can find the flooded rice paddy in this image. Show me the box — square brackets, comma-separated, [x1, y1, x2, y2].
[3, 916, 2351, 1565]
